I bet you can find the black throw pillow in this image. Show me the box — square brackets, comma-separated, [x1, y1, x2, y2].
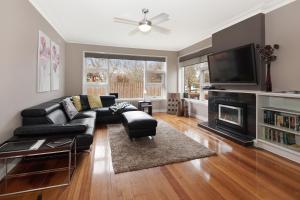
[80, 95, 91, 110]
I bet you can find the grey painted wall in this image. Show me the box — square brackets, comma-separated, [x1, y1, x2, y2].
[266, 0, 300, 91]
[0, 0, 65, 143]
[178, 37, 212, 57]
[65, 43, 178, 95]
[212, 13, 265, 91]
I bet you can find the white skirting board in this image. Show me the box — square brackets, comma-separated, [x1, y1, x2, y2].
[255, 140, 300, 164]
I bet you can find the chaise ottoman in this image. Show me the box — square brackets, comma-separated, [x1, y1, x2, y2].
[122, 111, 157, 139]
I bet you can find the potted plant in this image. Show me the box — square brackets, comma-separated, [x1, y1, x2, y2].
[256, 44, 280, 92]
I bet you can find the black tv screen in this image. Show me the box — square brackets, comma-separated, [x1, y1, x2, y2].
[208, 44, 257, 85]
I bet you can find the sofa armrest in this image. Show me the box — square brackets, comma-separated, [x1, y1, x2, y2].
[14, 124, 88, 137]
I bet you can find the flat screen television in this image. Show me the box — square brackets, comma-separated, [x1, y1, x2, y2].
[208, 44, 257, 85]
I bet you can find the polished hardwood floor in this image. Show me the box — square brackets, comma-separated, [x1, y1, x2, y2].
[1, 113, 300, 200]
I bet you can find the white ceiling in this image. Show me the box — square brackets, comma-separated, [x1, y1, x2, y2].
[29, 0, 294, 51]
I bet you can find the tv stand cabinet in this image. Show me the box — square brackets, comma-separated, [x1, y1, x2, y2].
[202, 90, 300, 164]
[256, 92, 300, 163]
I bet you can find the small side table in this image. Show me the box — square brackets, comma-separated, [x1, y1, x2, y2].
[138, 101, 152, 115]
[0, 137, 76, 198]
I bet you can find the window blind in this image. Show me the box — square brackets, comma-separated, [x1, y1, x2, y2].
[179, 47, 213, 67]
[85, 52, 166, 62]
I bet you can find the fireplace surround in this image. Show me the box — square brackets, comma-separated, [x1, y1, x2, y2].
[199, 91, 256, 145]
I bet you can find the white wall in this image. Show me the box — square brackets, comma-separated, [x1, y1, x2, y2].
[0, 0, 66, 144]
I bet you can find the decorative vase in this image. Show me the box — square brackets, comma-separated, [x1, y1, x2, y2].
[265, 63, 272, 92]
[256, 44, 279, 92]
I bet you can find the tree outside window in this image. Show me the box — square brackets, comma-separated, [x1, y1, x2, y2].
[183, 62, 209, 100]
[83, 56, 166, 99]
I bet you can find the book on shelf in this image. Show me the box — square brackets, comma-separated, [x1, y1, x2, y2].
[297, 116, 300, 131]
[263, 110, 276, 126]
[264, 110, 300, 132]
[263, 127, 296, 145]
[276, 115, 284, 127]
[290, 116, 296, 130]
[283, 116, 290, 128]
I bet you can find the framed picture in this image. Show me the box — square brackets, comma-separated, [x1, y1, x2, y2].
[37, 31, 51, 92]
[50, 41, 60, 90]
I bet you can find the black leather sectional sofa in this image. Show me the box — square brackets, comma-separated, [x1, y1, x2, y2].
[11, 95, 137, 151]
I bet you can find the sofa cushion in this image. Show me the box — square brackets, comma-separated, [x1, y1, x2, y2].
[94, 107, 113, 118]
[21, 103, 61, 117]
[14, 124, 88, 136]
[88, 95, 103, 109]
[100, 95, 116, 107]
[23, 117, 52, 125]
[61, 99, 79, 120]
[80, 95, 91, 111]
[74, 111, 96, 119]
[70, 118, 95, 128]
[47, 109, 68, 124]
[21, 97, 67, 117]
[72, 96, 82, 111]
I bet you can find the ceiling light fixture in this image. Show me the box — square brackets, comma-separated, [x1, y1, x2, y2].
[138, 20, 152, 32]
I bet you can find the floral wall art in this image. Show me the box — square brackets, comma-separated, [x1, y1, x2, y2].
[37, 30, 61, 92]
[50, 41, 60, 90]
[37, 31, 51, 92]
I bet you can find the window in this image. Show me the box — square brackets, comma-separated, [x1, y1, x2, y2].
[181, 61, 210, 101]
[145, 61, 166, 98]
[83, 54, 166, 99]
[108, 59, 144, 98]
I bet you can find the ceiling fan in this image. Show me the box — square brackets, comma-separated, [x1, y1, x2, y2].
[113, 8, 170, 35]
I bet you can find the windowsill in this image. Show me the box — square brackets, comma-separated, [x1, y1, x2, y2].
[184, 98, 208, 105]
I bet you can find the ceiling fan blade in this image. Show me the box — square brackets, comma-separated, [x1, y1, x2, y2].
[152, 25, 171, 34]
[113, 17, 139, 26]
[149, 13, 169, 25]
[128, 28, 140, 36]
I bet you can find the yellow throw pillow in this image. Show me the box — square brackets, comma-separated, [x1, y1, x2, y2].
[87, 95, 102, 109]
[72, 96, 82, 111]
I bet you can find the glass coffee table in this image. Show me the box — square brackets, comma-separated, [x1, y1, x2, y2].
[0, 137, 76, 197]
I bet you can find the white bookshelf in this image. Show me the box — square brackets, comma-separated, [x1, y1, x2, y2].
[259, 123, 300, 136]
[256, 93, 300, 163]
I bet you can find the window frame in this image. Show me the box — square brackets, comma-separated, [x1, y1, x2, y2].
[180, 61, 210, 101]
[82, 51, 167, 100]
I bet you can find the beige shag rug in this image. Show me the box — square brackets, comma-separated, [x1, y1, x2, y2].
[108, 120, 216, 174]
